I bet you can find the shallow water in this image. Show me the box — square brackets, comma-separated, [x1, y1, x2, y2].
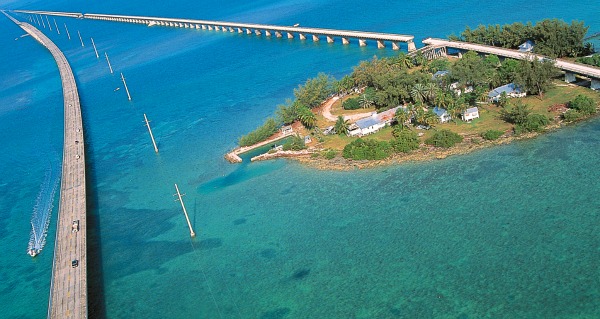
[0, 0, 599, 318]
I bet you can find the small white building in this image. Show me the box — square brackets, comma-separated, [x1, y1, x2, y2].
[519, 40, 534, 52]
[449, 82, 473, 96]
[488, 83, 526, 102]
[462, 107, 480, 121]
[281, 125, 293, 135]
[348, 106, 400, 136]
[432, 106, 452, 123]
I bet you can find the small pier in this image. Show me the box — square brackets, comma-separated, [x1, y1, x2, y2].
[2, 11, 88, 319]
[225, 130, 295, 163]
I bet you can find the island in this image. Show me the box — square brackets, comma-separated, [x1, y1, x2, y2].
[227, 19, 600, 170]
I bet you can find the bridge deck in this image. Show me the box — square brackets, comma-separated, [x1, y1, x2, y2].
[16, 10, 414, 43]
[3, 11, 88, 319]
[423, 38, 600, 79]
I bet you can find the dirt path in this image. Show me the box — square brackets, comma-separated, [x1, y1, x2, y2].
[321, 96, 373, 122]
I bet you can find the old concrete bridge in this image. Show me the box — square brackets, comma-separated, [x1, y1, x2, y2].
[15, 9, 416, 51]
[421, 38, 600, 90]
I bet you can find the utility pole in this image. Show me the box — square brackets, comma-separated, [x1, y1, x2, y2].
[46, 16, 52, 31]
[54, 19, 60, 35]
[143, 114, 159, 153]
[90, 38, 99, 58]
[77, 30, 84, 47]
[104, 52, 113, 74]
[120, 73, 132, 101]
[64, 23, 71, 40]
[174, 184, 196, 237]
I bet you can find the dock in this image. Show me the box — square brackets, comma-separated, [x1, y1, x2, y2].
[2, 11, 88, 319]
[225, 130, 295, 163]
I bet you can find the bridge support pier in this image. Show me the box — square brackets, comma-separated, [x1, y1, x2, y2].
[265, 30, 271, 37]
[342, 37, 350, 45]
[407, 40, 416, 52]
[299, 33, 306, 40]
[312, 35, 319, 42]
[358, 39, 366, 47]
[287, 32, 294, 39]
[246, 28, 251, 34]
[592, 79, 600, 90]
[208, 25, 213, 30]
[565, 72, 576, 83]
[255, 29, 261, 36]
[275, 31, 282, 38]
[327, 36, 334, 43]
[392, 42, 400, 50]
[237, 28, 243, 33]
[202, 25, 206, 29]
[377, 40, 385, 49]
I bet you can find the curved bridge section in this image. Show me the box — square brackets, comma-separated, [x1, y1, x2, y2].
[15, 10, 416, 51]
[3, 11, 88, 319]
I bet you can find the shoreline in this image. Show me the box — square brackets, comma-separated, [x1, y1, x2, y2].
[251, 122, 573, 171]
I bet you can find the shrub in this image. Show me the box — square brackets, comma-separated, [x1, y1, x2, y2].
[324, 149, 337, 159]
[342, 138, 392, 160]
[342, 97, 361, 110]
[569, 94, 596, 115]
[514, 113, 549, 134]
[563, 109, 583, 122]
[282, 135, 306, 151]
[481, 129, 504, 140]
[390, 129, 420, 153]
[239, 118, 279, 147]
[425, 129, 463, 148]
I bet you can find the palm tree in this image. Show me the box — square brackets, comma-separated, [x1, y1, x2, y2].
[334, 115, 350, 135]
[424, 110, 440, 127]
[424, 83, 438, 104]
[359, 93, 375, 109]
[394, 108, 410, 128]
[414, 107, 427, 125]
[411, 83, 426, 105]
[297, 106, 316, 128]
[394, 53, 414, 69]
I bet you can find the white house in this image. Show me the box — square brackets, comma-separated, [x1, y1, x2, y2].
[348, 106, 400, 136]
[449, 82, 473, 96]
[519, 40, 534, 52]
[462, 107, 480, 121]
[488, 83, 526, 102]
[432, 106, 452, 123]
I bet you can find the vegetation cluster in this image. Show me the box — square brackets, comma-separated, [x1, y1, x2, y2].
[450, 19, 594, 58]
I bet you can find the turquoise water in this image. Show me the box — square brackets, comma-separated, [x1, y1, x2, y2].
[1, 0, 599, 318]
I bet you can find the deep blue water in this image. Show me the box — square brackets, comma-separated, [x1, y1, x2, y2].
[0, 0, 599, 318]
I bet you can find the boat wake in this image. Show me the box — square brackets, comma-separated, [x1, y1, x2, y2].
[27, 166, 60, 257]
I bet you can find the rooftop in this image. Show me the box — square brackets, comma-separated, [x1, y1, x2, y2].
[488, 83, 522, 98]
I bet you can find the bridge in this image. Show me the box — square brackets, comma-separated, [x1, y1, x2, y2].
[15, 10, 416, 51]
[422, 38, 600, 90]
[2, 11, 88, 319]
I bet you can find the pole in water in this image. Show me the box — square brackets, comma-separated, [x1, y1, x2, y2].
[143, 114, 159, 153]
[104, 52, 113, 74]
[91, 38, 99, 58]
[174, 184, 196, 237]
[121, 73, 132, 101]
[77, 30, 85, 47]
[54, 19, 60, 35]
[40, 15, 45, 28]
[46, 16, 52, 31]
[64, 23, 71, 40]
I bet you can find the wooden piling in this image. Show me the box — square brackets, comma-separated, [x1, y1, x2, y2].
[120, 73, 132, 100]
[90, 38, 99, 58]
[104, 52, 113, 73]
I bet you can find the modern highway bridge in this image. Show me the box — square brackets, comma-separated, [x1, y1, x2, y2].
[15, 10, 417, 51]
[422, 38, 600, 89]
[2, 11, 88, 319]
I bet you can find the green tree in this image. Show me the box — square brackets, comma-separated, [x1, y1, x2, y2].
[334, 115, 350, 135]
[294, 73, 335, 109]
[481, 130, 504, 140]
[276, 99, 298, 125]
[501, 101, 531, 125]
[238, 118, 279, 147]
[450, 51, 490, 87]
[514, 57, 560, 98]
[296, 105, 316, 128]
[282, 135, 307, 151]
[390, 128, 420, 153]
[334, 75, 355, 95]
[358, 93, 375, 109]
[394, 52, 414, 69]
[394, 108, 410, 128]
[411, 83, 427, 104]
